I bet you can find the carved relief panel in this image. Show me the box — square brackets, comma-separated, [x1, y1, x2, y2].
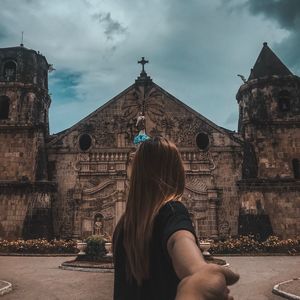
[182, 175, 212, 239]
[75, 178, 119, 239]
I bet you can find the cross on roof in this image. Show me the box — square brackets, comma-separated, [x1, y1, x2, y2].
[138, 57, 149, 73]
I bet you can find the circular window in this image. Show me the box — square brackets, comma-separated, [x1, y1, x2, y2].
[79, 134, 92, 151]
[196, 132, 209, 150]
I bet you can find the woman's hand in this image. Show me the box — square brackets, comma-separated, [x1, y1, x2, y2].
[167, 230, 239, 300]
[175, 264, 239, 300]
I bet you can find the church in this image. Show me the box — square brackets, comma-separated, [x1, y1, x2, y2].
[0, 42, 299, 241]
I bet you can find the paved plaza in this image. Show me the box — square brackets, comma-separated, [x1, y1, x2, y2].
[0, 256, 299, 299]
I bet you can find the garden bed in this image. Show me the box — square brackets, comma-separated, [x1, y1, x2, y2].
[1, 236, 299, 255]
[209, 236, 300, 255]
[0, 239, 77, 254]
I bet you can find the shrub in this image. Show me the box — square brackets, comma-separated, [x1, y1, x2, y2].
[209, 235, 300, 255]
[85, 235, 107, 260]
[0, 239, 77, 254]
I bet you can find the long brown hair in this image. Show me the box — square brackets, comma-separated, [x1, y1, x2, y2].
[113, 136, 185, 285]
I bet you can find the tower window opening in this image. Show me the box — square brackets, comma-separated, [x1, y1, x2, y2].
[0, 96, 10, 119]
[292, 159, 300, 179]
[3, 61, 17, 81]
[278, 90, 291, 112]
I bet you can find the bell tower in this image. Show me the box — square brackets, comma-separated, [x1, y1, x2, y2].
[237, 42, 300, 179]
[0, 44, 54, 239]
[236, 42, 300, 239]
[0, 45, 51, 181]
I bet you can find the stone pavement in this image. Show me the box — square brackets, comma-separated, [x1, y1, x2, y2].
[0, 255, 299, 299]
[224, 256, 300, 300]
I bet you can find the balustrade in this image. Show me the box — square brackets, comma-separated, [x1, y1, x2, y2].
[88, 152, 128, 162]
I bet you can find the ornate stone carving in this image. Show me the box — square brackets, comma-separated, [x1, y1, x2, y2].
[121, 86, 165, 125]
[217, 207, 230, 238]
[174, 117, 213, 147]
[82, 180, 115, 195]
[185, 180, 207, 195]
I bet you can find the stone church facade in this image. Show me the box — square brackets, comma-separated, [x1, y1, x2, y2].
[0, 43, 299, 241]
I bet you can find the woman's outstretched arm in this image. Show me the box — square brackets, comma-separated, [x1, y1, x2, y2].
[167, 230, 239, 300]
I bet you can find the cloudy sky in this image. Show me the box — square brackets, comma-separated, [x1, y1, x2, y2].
[1, 0, 299, 134]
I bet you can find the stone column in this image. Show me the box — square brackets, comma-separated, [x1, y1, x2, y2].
[208, 189, 219, 239]
[114, 179, 126, 227]
[72, 188, 82, 239]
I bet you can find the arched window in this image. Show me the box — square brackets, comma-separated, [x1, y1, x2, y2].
[278, 90, 291, 112]
[3, 61, 17, 81]
[0, 96, 10, 119]
[292, 159, 300, 179]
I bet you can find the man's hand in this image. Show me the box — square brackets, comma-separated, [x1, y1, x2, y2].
[175, 264, 239, 300]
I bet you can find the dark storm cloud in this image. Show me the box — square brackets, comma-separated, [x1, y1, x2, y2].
[244, 0, 300, 30]
[1, 0, 288, 133]
[240, 0, 300, 72]
[92, 12, 127, 40]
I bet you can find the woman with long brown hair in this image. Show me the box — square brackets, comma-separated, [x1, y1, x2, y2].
[113, 136, 239, 300]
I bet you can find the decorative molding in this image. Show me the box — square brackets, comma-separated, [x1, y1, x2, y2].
[82, 180, 115, 195]
[185, 176, 209, 194]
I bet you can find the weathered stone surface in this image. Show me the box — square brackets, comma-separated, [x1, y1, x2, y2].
[0, 43, 299, 241]
[236, 44, 300, 238]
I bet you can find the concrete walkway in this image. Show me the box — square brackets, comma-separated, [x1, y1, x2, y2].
[0, 256, 299, 299]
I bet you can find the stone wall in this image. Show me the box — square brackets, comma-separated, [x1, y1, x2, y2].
[246, 125, 300, 179]
[0, 182, 55, 239]
[212, 148, 243, 237]
[47, 153, 79, 238]
[238, 179, 300, 238]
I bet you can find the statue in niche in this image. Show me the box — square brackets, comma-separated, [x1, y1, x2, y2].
[134, 112, 150, 145]
[93, 216, 104, 236]
[136, 111, 146, 132]
[93, 215, 111, 241]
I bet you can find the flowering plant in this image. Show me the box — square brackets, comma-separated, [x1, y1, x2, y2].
[0, 239, 77, 254]
[209, 235, 300, 255]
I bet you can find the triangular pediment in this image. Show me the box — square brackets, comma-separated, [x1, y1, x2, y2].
[47, 80, 242, 150]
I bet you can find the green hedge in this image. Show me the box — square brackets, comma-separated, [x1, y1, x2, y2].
[0, 239, 77, 254]
[210, 236, 300, 255]
[2, 235, 299, 255]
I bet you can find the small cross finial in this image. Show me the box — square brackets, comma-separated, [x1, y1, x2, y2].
[138, 57, 149, 73]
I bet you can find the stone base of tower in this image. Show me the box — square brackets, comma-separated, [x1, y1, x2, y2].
[0, 181, 56, 240]
[237, 178, 300, 239]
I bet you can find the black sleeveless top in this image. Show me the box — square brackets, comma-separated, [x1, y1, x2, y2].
[113, 201, 197, 300]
